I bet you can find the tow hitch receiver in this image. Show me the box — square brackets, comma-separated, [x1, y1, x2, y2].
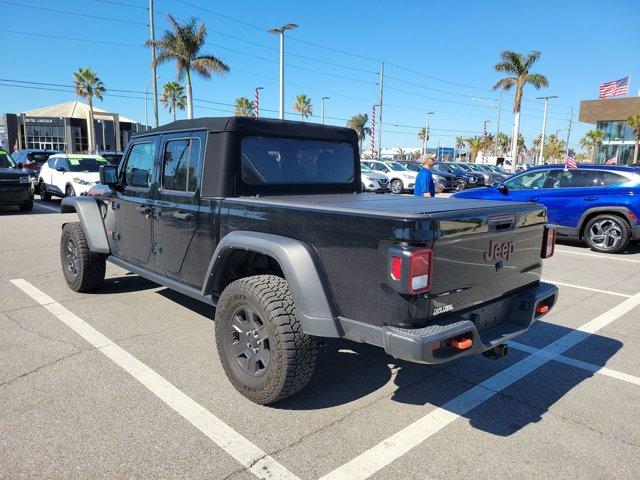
[483, 344, 509, 360]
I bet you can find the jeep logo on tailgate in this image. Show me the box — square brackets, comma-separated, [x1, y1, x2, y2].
[483, 240, 515, 261]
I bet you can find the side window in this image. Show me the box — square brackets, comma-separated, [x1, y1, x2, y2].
[161, 138, 201, 192]
[124, 142, 156, 189]
[554, 170, 598, 188]
[48, 158, 57, 168]
[599, 171, 628, 186]
[505, 170, 551, 190]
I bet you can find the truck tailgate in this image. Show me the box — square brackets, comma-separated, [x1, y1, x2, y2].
[429, 202, 546, 316]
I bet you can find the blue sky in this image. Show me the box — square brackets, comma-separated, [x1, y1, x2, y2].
[1, 0, 639, 152]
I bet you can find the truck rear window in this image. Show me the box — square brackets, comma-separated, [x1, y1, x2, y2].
[241, 137, 355, 185]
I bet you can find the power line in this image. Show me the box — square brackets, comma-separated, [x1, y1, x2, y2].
[0, 0, 146, 25]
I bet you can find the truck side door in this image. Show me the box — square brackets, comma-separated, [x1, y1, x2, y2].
[114, 139, 158, 265]
[152, 132, 205, 274]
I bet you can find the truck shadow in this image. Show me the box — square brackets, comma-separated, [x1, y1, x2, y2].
[278, 320, 622, 437]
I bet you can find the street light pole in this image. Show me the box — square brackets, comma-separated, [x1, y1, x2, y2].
[537, 95, 558, 165]
[495, 90, 503, 156]
[144, 76, 158, 130]
[321, 97, 329, 124]
[268, 23, 298, 120]
[422, 112, 434, 155]
[149, 0, 159, 128]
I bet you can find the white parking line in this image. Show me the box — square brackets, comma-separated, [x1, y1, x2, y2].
[556, 249, 640, 264]
[320, 291, 640, 480]
[544, 279, 632, 298]
[509, 341, 640, 387]
[10, 279, 300, 480]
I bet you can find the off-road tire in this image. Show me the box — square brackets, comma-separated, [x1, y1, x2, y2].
[215, 275, 318, 405]
[583, 214, 631, 254]
[39, 181, 51, 200]
[60, 222, 106, 292]
[390, 179, 404, 194]
[19, 199, 33, 211]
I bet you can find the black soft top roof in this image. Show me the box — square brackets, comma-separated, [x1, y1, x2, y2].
[134, 116, 358, 143]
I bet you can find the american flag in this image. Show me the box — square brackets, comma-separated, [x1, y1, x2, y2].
[565, 152, 577, 170]
[605, 151, 618, 165]
[599, 76, 629, 98]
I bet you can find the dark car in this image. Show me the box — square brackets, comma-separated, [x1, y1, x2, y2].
[434, 162, 484, 188]
[466, 163, 510, 184]
[399, 161, 465, 191]
[454, 164, 640, 253]
[12, 149, 59, 188]
[61, 116, 557, 404]
[0, 149, 34, 211]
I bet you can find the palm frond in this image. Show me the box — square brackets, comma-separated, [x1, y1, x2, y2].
[526, 73, 549, 89]
[492, 77, 516, 91]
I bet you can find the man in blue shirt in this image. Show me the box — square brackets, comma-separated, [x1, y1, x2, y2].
[414, 155, 436, 197]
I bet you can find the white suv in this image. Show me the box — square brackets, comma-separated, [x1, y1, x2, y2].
[362, 160, 417, 194]
[38, 154, 107, 199]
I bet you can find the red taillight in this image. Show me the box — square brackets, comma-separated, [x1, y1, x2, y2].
[541, 227, 556, 258]
[536, 304, 549, 315]
[388, 246, 433, 295]
[391, 256, 402, 280]
[408, 248, 433, 294]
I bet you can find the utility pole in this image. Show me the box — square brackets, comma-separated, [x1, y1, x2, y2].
[537, 95, 558, 165]
[422, 112, 434, 154]
[321, 96, 329, 124]
[149, 0, 159, 127]
[268, 23, 298, 120]
[377, 62, 384, 158]
[565, 108, 574, 155]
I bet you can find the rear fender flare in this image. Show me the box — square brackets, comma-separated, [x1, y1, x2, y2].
[60, 197, 110, 253]
[203, 231, 342, 338]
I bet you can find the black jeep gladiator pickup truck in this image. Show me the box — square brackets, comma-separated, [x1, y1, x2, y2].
[59, 117, 558, 404]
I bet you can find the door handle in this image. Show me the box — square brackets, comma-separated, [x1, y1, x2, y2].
[173, 211, 192, 221]
[527, 198, 539, 202]
[136, 204, 152, 215]
[583, 196, 597, 201]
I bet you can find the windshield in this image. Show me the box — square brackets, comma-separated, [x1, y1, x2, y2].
[403, 162, 421, 172]
[0, 151, 16, 169]
[27, 152, 54, 165]
[67, 156, 108, 173]
[387, 162, 407, 171]
[454, 163, 473, 171]
[435, 163, 455, 173]
[241, 137, 355, 184]
[361, 164, 373, 173]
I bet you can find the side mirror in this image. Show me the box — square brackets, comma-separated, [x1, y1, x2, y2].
[56, 166, 67, 172]
[99, 164, 119, 188]
[497, 184, 509, 194]
[17, 162, 23, 169]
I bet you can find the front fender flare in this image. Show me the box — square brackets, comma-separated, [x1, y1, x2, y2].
[203, 231, 342, 338]
[60, 197, 110, 253]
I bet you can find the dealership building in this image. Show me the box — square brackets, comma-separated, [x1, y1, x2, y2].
[0, 101, 145, 154]
[579, 96, 640, 164]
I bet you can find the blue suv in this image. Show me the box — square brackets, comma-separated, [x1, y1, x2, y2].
[454, 165, 640, 253]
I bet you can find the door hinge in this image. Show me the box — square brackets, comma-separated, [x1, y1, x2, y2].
[152, 243, 162, 254]
[111, 230, 121, 241]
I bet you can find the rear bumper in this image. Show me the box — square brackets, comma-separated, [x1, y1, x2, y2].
[381, 282, 558, 364]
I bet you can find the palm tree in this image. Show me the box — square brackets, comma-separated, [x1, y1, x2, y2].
[466, 136, 485, 162]
[455, 136, 466, 159]
[492, 50, 548, 163]
[160, 81, 187, 122]
[234, 97, 255, 117]
[396, 147, 405, 160]
[346, 113, 371, 152]
[148, 15, 229, 119]
[580, 129, 605, 162]
[418, 127, 429, 143]
[496, 132, 510, 155]
[73, 68, 106, 153]
[627, 114, 640, 164]
[292, 94, 313, 121]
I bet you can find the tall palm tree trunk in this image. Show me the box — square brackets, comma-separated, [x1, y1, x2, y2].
[172, 102, 177, 122]
[185, 69, 194, 119]
[88, 97, 95, 153]
[510, 111, 520, 163]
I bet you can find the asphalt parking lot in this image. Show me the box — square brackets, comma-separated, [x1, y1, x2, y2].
[2, 198, 640, 480]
